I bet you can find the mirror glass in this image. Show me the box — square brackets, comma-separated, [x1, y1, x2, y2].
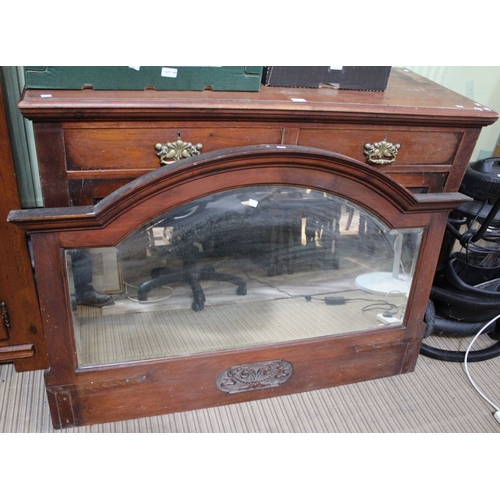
[65, 186, 424, 367]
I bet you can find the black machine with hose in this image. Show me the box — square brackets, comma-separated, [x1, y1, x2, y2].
[421, 157, 500, 362]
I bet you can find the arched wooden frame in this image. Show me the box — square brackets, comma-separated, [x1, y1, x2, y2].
[9, 146, 468, 428]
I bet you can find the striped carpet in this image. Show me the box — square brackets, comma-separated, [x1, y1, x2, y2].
[1, 334, 499, 432]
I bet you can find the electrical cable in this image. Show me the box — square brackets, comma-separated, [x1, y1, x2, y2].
[463, 312, 500, 421]
[123, 281, 173, 303]
[470, 195, 500, 243]
[242, 271, 401, 315]
[242, 271, 312, 299]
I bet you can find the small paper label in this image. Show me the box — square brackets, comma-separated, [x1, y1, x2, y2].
[248, 199, 259, 208]
[291, 98, 307, 102]
[161, 67, 178, 78]
[329, 66, 343, 70]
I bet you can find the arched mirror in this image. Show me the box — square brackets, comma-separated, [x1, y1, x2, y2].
[66, 185, 423, 367]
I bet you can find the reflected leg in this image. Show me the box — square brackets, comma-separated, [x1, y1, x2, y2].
[70, 249, 115, 307]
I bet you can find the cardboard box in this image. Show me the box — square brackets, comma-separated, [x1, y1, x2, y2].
[262, 66, 391, 91]
[23, 66, 264, 92]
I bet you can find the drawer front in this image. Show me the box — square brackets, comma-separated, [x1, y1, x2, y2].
[64, 124, 284, 170]
[297, 127, 462, 167]
[48, 121, 468, 205]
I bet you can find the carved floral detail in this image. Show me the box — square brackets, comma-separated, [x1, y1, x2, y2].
[216, 359, 293, 393]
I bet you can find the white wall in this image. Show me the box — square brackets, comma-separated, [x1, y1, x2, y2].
[406, 66, 500, 161]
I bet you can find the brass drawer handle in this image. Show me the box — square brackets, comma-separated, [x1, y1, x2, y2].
[155, 133, 203, 166]
[364, 137, 400, 165]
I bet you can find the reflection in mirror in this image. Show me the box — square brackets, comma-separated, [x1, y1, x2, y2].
[65, 186, 423, 367]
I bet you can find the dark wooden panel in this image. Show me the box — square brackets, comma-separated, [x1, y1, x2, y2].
[0, 82, 48, 371]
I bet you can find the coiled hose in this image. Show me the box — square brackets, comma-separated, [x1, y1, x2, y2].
[421, 296, 500, 362]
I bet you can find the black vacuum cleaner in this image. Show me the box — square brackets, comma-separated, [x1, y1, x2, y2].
[421, 157, 500, 362]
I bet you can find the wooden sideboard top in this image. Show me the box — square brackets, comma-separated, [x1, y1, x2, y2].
[18, 68, 498, 127]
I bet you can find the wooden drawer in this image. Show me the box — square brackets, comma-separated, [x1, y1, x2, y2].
[64, 123, 461, 176]
[52, 121, 467, 204]
[64, 123, 284, 171]
[295, 125, 465, 194]
[63, 123, 284, 204]
[297, 126, 462, 167]
[35, 118, 475, 205]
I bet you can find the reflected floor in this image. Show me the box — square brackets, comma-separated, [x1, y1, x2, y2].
[74, 255, 408, 367]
